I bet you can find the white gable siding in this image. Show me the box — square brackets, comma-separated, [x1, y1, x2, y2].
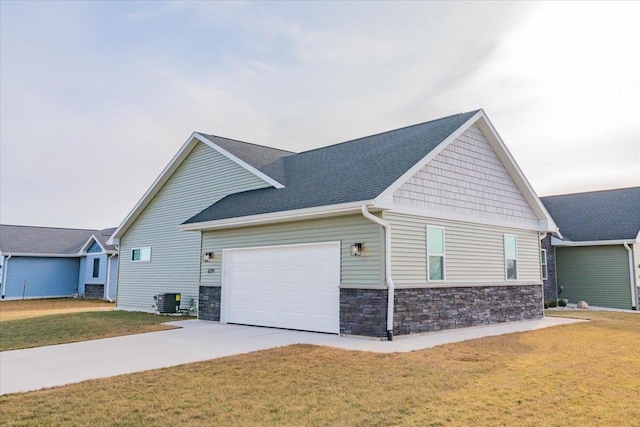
[117, 142, 271, 311]
[393, 125, 539, 228]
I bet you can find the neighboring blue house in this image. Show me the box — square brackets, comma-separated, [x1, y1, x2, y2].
[0, 225, 119, 300]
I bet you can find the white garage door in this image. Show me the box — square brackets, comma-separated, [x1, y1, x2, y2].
[222, 242, 340, 334]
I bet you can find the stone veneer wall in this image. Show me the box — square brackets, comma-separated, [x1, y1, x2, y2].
[199, 285, 221, 321]
[340, 288, 388, 337]
[340, 285, 543, 338]
[393, 285, 543, 335]
[541, 235, 557, 301]
[84, 284, 104, 299]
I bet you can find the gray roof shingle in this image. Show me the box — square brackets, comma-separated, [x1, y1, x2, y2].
[0, 225, 117, 255]
[185, 110, 479, 224]
[197, 134, 295, 184]
[541, 187, 640, 242]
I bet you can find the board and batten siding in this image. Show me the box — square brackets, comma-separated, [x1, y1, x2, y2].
[200, 214, 384, 288]
[383, 211, 541, 286]
[556, 245, 632, 309]
[117, 142, 272, 311]
[393, 125, 539, 229]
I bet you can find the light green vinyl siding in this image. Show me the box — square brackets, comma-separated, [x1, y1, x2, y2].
[556, 245, 632, 309]
[383, 211, 541, 285]
[117, 142, 271, 311]
[201, 214, 384, 287]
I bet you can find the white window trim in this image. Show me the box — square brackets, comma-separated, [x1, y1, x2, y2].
[541, 249, 548, 280]
[504, 234, 518, 281]
[131, 247, 152, 263]
[427, 225, 446, 281]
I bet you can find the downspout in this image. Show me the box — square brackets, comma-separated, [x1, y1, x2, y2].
[361, 205, 395, 341]
[104, 253, 117, 303]
[623, 243, 636, 310]
[1, 255, 11, 299]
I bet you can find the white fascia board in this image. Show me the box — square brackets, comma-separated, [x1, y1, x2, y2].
[177, 200, 376, 231]
[636, 229, 640, 243]
[474, 113, 560, 234]
[192, 133, 285, 189]
[110, 132, 201, 243]
[377, 203, 543, 232]
[78, 235, 106, 254]
[375, 110, 484, 203]
[1, 253, 81, 258]
[109, 132, 285, 244]
[551, 236, 635, 247]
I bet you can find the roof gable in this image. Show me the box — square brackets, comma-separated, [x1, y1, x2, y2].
[391, 123, 539, 228]
[541, 187, 640, 242]
[183, 111, 480, 225]
[110, 133, 292, 242]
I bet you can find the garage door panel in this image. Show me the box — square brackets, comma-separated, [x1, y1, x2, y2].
[223, 242, 340, 334]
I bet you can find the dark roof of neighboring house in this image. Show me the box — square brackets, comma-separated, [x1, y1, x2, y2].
[541, 187, 640, 242]
[185, 110, 479, 224]
[0, 225, 117, 255]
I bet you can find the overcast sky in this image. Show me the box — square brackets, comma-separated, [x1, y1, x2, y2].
[1, 1, 638, 230]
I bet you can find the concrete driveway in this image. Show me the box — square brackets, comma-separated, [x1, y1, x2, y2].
[0, 317, 582, 395]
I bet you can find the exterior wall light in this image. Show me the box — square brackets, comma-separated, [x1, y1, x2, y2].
[351, 243, 363, 256]
[203, 252, 214, 262]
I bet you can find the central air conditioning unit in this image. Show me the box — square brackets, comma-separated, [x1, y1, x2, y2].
[155, 293, 181, 314]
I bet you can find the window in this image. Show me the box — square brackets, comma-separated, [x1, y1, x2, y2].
[504, 235, 518, 280]
[427, 226, 445, 281]
[131, 247, 151, 262]
[92, 258, 100, 278]
[541, 249, 548, 280]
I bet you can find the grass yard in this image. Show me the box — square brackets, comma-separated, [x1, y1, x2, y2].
[0, 298, 114, 321]
[1, 310, 639, 426]
[0, 298, 191, 351]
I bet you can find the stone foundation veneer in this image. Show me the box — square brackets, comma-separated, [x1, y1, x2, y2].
[200, 284, 542, 337]
[84, 284, 104, 299]
[340, 288, 388, 337]
[340, 285, 543, 338]
[199, 285, 221, 321]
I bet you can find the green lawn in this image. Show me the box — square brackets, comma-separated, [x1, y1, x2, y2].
[1, 310, 639, 426]
[0, 310, 191, 351]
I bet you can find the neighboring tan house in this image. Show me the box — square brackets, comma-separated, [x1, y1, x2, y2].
[541, 187, 640, 310]
[0, 225, 119, 300]
[110, 109, 558, 339]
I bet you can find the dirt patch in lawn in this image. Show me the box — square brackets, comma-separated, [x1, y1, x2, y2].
[1, 310, 638, 426]
[0, 298, 114, 321]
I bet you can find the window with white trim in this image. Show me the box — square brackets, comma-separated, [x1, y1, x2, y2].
[131, 247, 151, 262]
[427, 226, 445, 281]
[504, 235, 518, 280]
[541, 249, 548, 280]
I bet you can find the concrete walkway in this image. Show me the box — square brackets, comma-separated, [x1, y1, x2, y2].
[0, 316, 583, 395]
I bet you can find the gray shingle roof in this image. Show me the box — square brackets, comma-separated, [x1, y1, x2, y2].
[197, 134, 295, 185]
[185, 110, 479, 224]
[0, 225, 117, 255]
[541, 187, 640, 242]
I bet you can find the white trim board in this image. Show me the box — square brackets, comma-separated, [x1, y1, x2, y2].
[109, 132, 285, 244]
[178, 200, 375, 231]
[78, 235, 106, 254]
[551, 236, 636, 247]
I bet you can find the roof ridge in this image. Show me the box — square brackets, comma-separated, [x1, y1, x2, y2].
[0, 224, 99, 232]
[296, 110, 481, 155]
[196, 133, 296, 155]
[541, 186, 640, 199]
